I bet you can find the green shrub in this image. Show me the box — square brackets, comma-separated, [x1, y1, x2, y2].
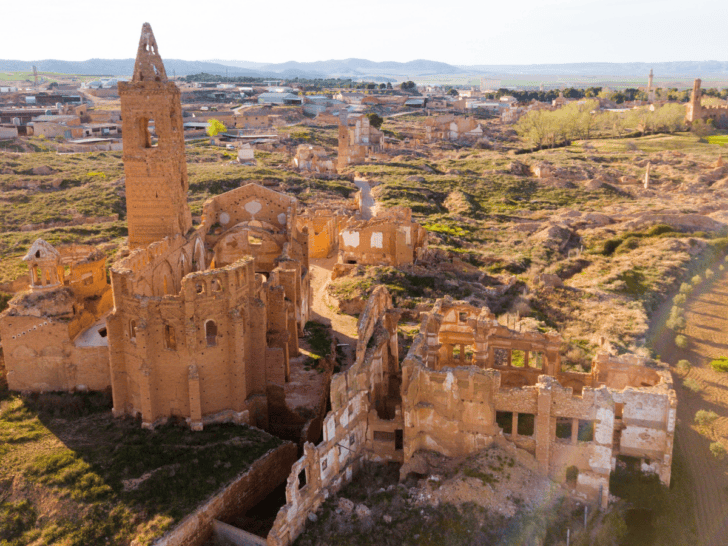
[706, 268, 715, 280]
[679, 282, 693, 294]
[673, 293, 687, 306]
[676, 359, 691, 373]
[683, 378, 702, 393]
[720, 265, 725, 271]
[615, 236, 640, 254]
[710, 357, 728, 373]
[692, 274, 703, 286]
[675, 334, 688, 348]
[695, 410, 719, 427]
[666, 306, 687, 331]
[710, 442, 726, 460]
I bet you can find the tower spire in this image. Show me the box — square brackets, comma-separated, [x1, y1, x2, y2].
[133, 23, 168, 83]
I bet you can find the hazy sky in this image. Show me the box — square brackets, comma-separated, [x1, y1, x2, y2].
[3, 0, 726, 65]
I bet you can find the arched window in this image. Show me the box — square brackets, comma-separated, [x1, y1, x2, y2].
[164, 324, 176, 350]
[129, 320, 137, 343]
[205, 320, 217, 347]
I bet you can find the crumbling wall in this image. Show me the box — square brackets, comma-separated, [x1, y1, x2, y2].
[400, 297, 677, 506]
[337, 209, 426, 267]
[0, 239, 113, 392]
[297, 211, 341, 259]
[292, 145, 336, 174]
[337, 115, 383, 171]
[267, 287, 402, 546]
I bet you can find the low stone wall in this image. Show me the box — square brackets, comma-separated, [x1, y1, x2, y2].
[154, 441, 297, 546]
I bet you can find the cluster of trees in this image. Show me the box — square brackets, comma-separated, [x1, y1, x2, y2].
[365, 112, 383, 129]
[360, 82, 393, 90]
[515, 100, 687, 148]
[488, 86, 728, 105]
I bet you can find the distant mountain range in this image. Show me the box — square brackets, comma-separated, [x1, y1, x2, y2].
[2, 58, 728, 81]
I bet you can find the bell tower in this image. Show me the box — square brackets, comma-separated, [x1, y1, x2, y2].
[119, 23, 192, 248]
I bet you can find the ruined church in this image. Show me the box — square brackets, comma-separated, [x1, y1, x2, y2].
[0, 23, 311, 431]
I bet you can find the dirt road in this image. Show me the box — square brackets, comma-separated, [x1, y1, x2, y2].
[650, 270, 728, 546]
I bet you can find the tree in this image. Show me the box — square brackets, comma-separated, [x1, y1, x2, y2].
[379, 83, 386, 90]
[206, 119, 227, 137]
[386, 82, 393, 90]
[448, 88, 459, 97]
[401, 81, 416, 91]
[365, 113, 383, 130]
[366, 83, 376, 90]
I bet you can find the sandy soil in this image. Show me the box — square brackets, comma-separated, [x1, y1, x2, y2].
[651, 268, 728, 546]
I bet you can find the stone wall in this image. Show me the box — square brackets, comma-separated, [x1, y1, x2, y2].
[155, 442, 297, 546]
[267, 287, 403, 546]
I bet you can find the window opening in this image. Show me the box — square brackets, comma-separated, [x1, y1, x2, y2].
[578, 420, 594, 442]
[138, 117, 152, 148]
[496, 411, 513, 433]
[511, 349, 526, 368]
[165, 324, 176, 350]
[129, 320, 137, 343]
[395, 429, 404, 451]
[205, 320, 217, 347]
[517, 413, 535, 436]
[297, 469, 307, 489]
[528, 351, 544, 369]
[555, 418, 572, 440]
[493, 348, 508, 366]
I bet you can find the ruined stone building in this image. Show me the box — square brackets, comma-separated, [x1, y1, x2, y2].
[338, 207, 427, 267]
[291, 144, 336, 174]
[0, 240, 113, 392]
[337, 114, 383, 171]
[686, 78, 728, 125]
[267, 291, 676, 545]
[399, 298, 676, 505]
[422, 114, 483, 142]
[298, 209, 347, 259]
[105, 24, 311, 431]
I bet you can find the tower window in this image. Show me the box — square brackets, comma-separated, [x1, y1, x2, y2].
[138, 117, 153, 148]
[205, 320, 217, 347]
[164, 324, 176, 350]
[129, 320, 137, 343]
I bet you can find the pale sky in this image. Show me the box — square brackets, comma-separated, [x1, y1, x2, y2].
[2, 0, 726, 65]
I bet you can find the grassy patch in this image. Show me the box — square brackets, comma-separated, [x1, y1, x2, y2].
[706, 135, 728, 146]
[709, 357, 728, 373]
[0, 392, 282, 546]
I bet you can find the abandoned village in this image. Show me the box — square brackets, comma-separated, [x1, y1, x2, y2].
[10, 19, 728, 546]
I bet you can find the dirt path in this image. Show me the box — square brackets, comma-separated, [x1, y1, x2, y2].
[309, 256, 358, 369]
[650, 270, 728, 546]
[354, 178, 375, 220]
